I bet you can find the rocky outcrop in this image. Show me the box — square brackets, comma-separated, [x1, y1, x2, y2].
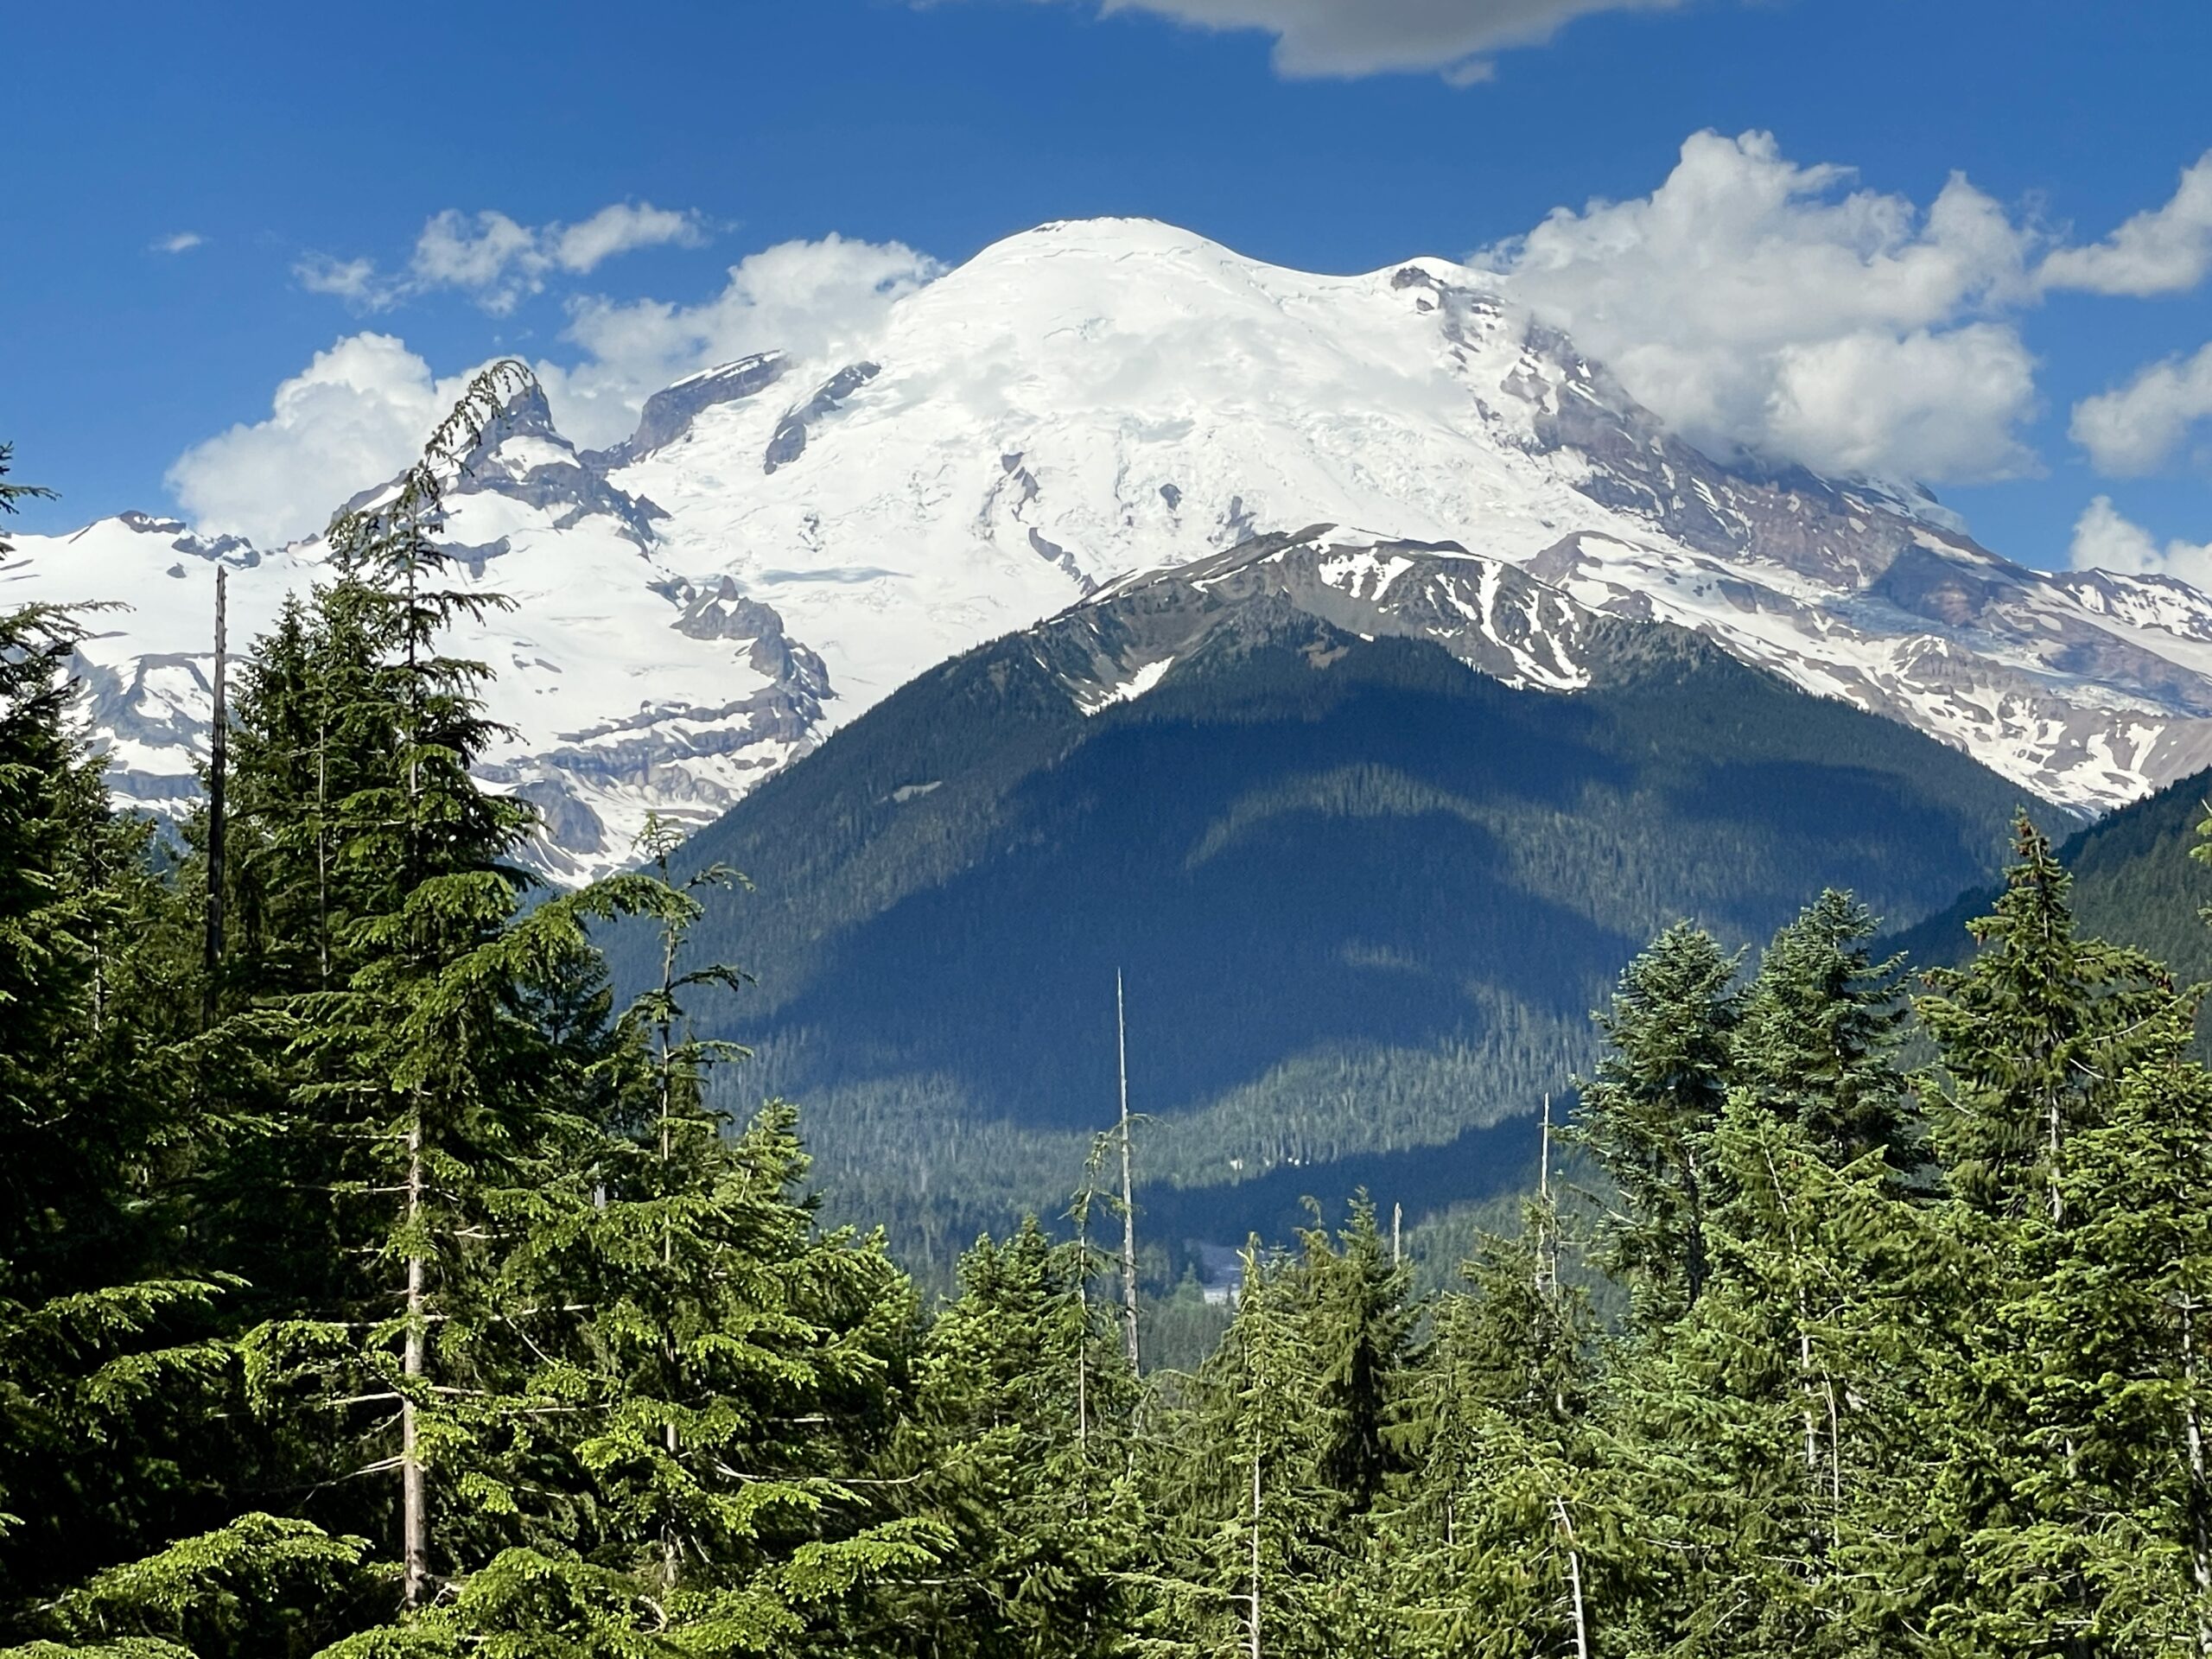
[763, 363, 880, 474]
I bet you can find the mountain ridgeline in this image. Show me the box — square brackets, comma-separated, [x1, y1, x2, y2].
[28, 219, 2212, 885]
[1892, 763, 2212, 1000]
[629, 531, 2054, 1266]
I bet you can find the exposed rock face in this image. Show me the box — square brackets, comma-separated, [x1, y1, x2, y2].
[586, 353, 788, 468]
[441, 384, 669, 552]
[673, 577, 834, 694]
[1058, 528, 1596, 716]
[762, 363, 880, 474]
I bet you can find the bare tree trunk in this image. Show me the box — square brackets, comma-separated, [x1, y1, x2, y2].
[1248, 1437, 1263, 1659]
[1825, 1376, 1844, 1514]
[1075, 1258, 1090, 1456]
[2048, 1101, 2082, 1487]
[658, 912, 682, 1589]
[1791, 1263, 1819, 1481]
[1761, 1147, 1830, 1564]
[1683, 1143, 1709, 1309]
[1553, 1491, 1591, 1659]
[1539, 1093, 1558, 1300]
[1800, 1304, 1822, 1483]
[2184, 1294, 2211, 1656]
[401, 1109, 428, 1611]
[203, 567, 227, 1027]
[1117, 970, 1140, 1373]
[315, 718, 330, 988]
[2049, 1095, 2065, 1225]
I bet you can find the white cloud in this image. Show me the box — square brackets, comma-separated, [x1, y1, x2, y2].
[153, 232, 204, 254]
[937, 0, 1681, 80]
[410, 210, 543, 302]
[300, 200, 708, 315]
[296, 254, 381, 303]
[550, 203, 708, 274]
[165, 334, 475, 545]
[538, 234, 942, 447]
[2068, 494, 2212, 588]
[1760, 324, 2040, 484]
[170, 237, 940, 534]
[1473, 129, 2044, 484]
[2039, 154, 2212, 297]
[2069, 341, 2212, 476]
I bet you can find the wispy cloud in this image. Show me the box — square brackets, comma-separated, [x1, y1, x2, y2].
[924, 0, 1685, 83]
[296, 254, 380, 303]
[297, 200, 709, 315]
[153, 231, 205, 254]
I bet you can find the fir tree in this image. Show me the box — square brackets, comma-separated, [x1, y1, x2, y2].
[1140, 1240, 1330, 1659]
[1734, 889, 1915, 1170]
[1568, 922, 1743, 1331]
[1917, 812, 2179, 1225]
[1291, 1198, 1414, 1524]
[236, 364, 599, 1618]
[1644, 1090, 1934, 1657]
[1385, 1205, 1606, 1659]
[2036, 1020, 2212, 1654]
[877, 1217, 1141, 1658]
[1916, 816, 2198, 1657]
[0, 450, 376, 1655]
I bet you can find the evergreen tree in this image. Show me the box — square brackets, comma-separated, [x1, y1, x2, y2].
[1141, 1241, 1331, 1659]
[1917, 812, 2179, 1224]
[0, 450, 377, 1655]
[1639, 1091, 1934, 1658]
[876, 1217, 1141, 1658]
[1386, 1203, 1609, 1659]
[1734, 889, 1915, 1170]
[1290, 1198, 1414, 1525]
[1915, 816, 2199, 1657]
[1568, 922, 1743, 1331]
[236, 364, 607, 1619]
[2031, 1017, 2212, 1654]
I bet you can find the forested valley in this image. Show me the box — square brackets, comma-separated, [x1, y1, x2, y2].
[12, 374, 2212, 1656]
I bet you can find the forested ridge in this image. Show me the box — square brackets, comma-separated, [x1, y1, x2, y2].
[631, 502, 2045, 1277]
[11, 378, 2212, 1656]
[1892, 766, 2212, 1016]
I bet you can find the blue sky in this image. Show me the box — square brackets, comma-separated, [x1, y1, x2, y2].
[6, 0, 2211, 574]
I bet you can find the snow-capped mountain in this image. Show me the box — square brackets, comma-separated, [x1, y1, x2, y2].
[12, 216, 2212, 880]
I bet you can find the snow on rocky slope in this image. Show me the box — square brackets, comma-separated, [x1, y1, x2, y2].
[12, 216, 2212, 880]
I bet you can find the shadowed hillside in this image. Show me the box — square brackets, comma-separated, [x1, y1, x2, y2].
[628, 596, 2050, 1273]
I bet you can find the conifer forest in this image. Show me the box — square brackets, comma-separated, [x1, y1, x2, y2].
[16, 371, 2212, 1659]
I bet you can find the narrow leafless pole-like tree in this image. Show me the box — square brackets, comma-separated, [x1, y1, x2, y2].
[1117, 969, 1140, 1373]
[203, 567, 227, 1027]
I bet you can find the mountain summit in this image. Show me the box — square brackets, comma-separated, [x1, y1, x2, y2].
[12, 217, 2212, 875]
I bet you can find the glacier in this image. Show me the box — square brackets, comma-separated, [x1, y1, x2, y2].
[12, 216, 2212, 880]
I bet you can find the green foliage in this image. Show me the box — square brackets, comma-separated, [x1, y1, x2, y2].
[22, 397, 2212, 1659]
[1917, 812, 2186, 1221]
[1567, 921, 1742, 1329]
[1734, 888, 1915, 1169]
[865, 1218, 1141, 1657]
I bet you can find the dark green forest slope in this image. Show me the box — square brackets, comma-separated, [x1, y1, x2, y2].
[1894, 766, 2212, 999]
[628, 558, 2053, 1269]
